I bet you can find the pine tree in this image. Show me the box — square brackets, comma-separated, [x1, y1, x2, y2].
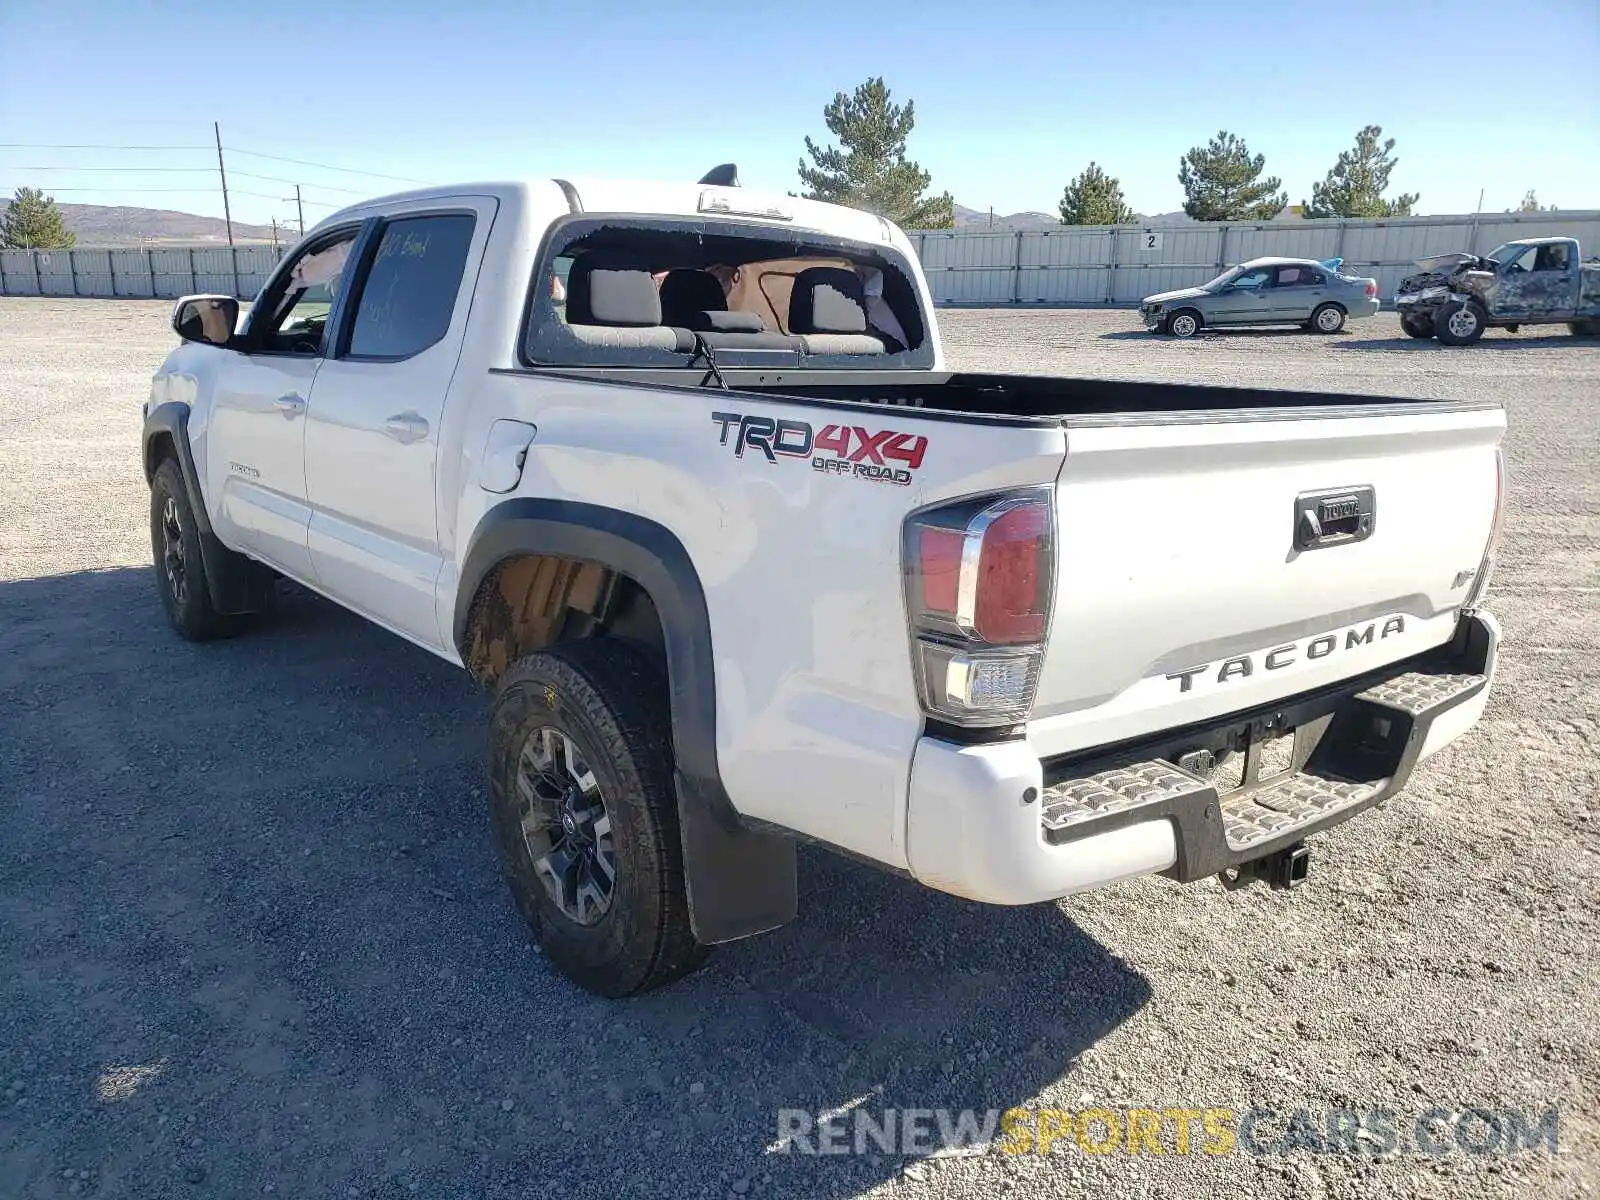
[1, 187, 76, 249]
[1177, 131, 1287, 222]
[1058, 163, 1135, 225]
[1302, 126, 1418, 218]
[798, 77, 954, 229]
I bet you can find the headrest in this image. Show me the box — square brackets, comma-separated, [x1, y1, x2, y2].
[659, 270, 727, 326]
[789, 267, 867, 335]
[567, 262, 661, 327]
[687, 310, 765, 333]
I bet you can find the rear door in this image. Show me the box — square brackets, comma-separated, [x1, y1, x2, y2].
[303, 201, 494, 649]
[1262, 263, 1323, 321]
[1026, 401, 1505, 759]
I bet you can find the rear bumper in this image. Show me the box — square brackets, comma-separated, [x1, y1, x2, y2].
[1350, 297, 1382, 319]
[904, 610, 1498, 905]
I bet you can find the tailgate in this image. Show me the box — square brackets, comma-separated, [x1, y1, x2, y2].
[1028, 401, 1505, 759]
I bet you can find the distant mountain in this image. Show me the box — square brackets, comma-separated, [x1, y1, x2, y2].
[0, 201, 284, 247]
[949, 205, 1206, 231]
[951, 204, 1061, 232]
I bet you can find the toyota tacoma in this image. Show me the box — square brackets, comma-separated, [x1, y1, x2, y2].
[142, 167, 1507, 996]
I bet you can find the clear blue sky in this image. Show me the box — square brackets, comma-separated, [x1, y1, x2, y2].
[2, 0, 1596, 230]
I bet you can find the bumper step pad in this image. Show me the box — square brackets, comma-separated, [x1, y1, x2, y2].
[1040, 762, 1208, 836]
[1220, 775, 1381, 851]
[1037, 663, 1488, 878]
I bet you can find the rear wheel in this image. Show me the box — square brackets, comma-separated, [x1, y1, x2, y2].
[1434, 299, 1487, 346]
[1400, 313, 1434, 339]
[1166, 309, 1202, 338]
[1309, 303, 1346, 334]
[487, 638, 708, 997]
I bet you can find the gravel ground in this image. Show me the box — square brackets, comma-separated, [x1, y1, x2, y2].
[1, 299, 1597, 1200]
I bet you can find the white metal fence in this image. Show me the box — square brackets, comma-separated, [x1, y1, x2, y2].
[910, 210, 1600, 305]
[0, 245, 283, 301]
[2, 210, 1596, 305]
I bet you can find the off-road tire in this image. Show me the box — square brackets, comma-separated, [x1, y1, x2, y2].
[1400, 313, 1434, 339]
[1166, 309, 1202, 338]
[1308, 303, 1346, 334]
[150, 458, 238, 641]
[487, 638, 707, 997]
[1433, 299, 1487, 346]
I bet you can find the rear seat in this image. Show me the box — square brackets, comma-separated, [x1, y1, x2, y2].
[565, 260, 894, 360]
[788, 267, 894, 355]
[565, 263, 692, 351]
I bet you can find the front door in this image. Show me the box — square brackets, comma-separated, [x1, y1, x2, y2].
[1208, 266, 1273, 324]
[1493, 242, 1576, 318]
[206, 226, 362, 582]
[303, 202, 493, 650]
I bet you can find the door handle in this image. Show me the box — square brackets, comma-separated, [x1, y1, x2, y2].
[273, 393, 306, 418]
[383, 412, 430, 444]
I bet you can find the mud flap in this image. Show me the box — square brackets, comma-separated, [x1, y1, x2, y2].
[675, 770, 798, 944]
[145, 402, 275, 616]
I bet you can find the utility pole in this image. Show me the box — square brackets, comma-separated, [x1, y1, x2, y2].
[270, 218, 280, 250]
[294, 185, 304, 237]
[214, 121, 234, 246]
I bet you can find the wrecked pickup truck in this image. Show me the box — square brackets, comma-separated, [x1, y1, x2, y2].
[1395, 236, 1600, 345]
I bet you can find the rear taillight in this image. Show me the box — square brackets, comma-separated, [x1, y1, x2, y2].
[1463, 447, 1506, 609]
[1366, 280, 1378, 298]
[904, 490, 1054, 728]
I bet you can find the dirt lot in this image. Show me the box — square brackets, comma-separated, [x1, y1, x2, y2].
[1, 300, 1597, 1199]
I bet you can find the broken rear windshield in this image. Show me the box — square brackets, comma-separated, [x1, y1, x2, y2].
[520, 216, 934, 372]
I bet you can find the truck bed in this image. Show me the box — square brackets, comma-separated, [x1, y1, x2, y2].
[530, 367, 1491, 424]
[507, 363, 1503, 760]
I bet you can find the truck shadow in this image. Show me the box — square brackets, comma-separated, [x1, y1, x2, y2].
[0, 566, 1151, 1200]
[1099, 327, 1323, 342]
[1335, 334, 1581, 352]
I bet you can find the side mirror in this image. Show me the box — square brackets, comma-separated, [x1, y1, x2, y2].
[172, 295, 239, 346]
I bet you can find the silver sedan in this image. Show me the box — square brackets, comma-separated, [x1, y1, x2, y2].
[1140, 257, 1380, 337]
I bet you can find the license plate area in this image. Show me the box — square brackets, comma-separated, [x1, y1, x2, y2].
[1174, 716, 1318, 796]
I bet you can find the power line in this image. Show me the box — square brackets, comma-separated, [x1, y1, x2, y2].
[0, 184, 211, 193]
[226, 146, 432, 186]
[0, 142, 209, 151]
[0, 140, 430, 186]
[4, 165, 214, 173]
[231, 169, 367, 194]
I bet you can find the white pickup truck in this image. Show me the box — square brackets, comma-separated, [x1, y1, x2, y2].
[143, 168, 1506, 997]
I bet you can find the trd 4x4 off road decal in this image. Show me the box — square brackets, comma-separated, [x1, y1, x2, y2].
[711, 411, 927, 486]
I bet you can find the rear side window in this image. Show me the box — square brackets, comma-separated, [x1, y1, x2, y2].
[347, 214, 476, 359]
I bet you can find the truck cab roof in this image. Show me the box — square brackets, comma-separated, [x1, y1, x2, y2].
[318, 177, 895, 246]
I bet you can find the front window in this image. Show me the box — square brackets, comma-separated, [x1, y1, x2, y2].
[1202, 266, 1244, 291]
[1487, 242, 1532, 268]
[1203, 265, 1271, 291]
[1223, 267, 1272, 291]
[253, 230, 359, 354]
[1503, 244, 1539, 272]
